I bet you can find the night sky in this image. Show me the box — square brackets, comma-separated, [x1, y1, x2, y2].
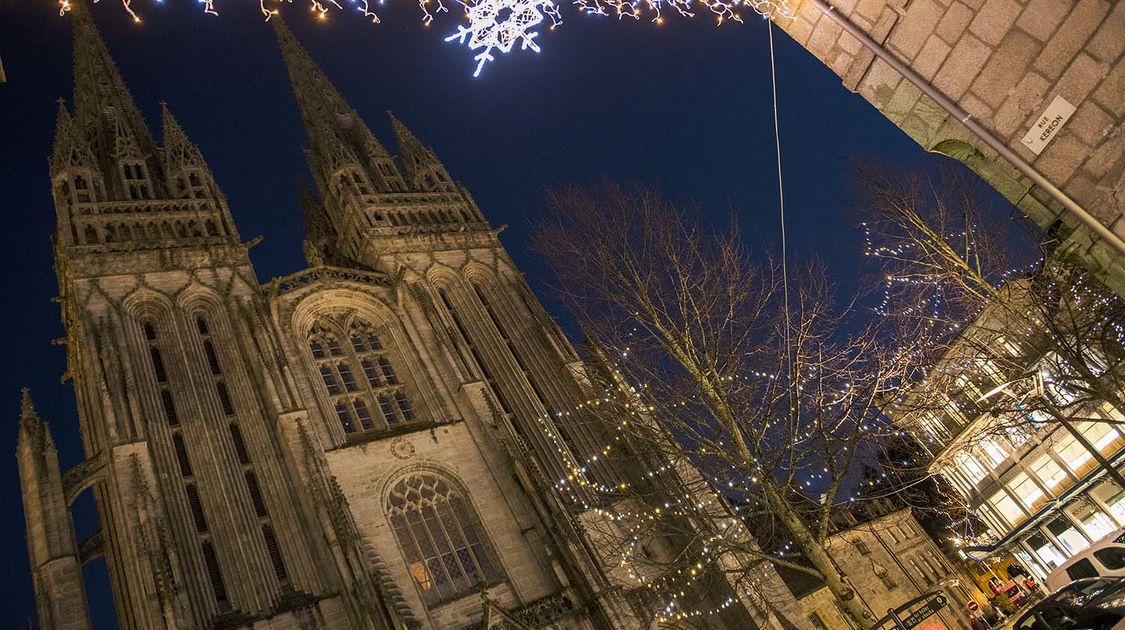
[1, 1, 979, 625]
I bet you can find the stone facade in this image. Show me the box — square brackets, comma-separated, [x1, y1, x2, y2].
[796, 510, 979, 630]
[18, 4, 808, 629]
[774, 0, 1125, 291]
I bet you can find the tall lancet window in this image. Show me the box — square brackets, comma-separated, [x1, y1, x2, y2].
[386, 473, 502, 605]
[308, 318, 417, 436]
[142, 319, 229, 608]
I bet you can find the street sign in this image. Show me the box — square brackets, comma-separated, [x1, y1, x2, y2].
[1021, 95, 1076, 155]
[900, 594, 948, 629]
[966, 600, 979, 613]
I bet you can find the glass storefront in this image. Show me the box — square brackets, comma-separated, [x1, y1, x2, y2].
[990, 491, 1024, 526]
[1026, 531, 1066, 570]
[1056, 435, 1096, 477]
[982, 439, 1009, 467]
[957, 452, 988, 485]
[1046, 514, 1090, 555]
[1009, 473, 1046, 512]
[1065, 498, 1116, 543]
[1090, 478, 1125, 525]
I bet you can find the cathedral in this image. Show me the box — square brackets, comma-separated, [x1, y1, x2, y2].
[18, 4, 808, 628]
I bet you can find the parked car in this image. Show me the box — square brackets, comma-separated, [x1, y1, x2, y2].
[1013, 577, 1125, 630]
[1047, 530, 1125, 591]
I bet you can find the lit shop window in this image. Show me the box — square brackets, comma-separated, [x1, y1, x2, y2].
[990, 491, 1025, 526]
[1045, 515, 1091, 556]
[956, 452, 988, 485]
[1064, 499, 1116, 542]
[1026, 532, 1066, 570]
[1009, 473, 1046, 512]
[1028, 454, 1070, 494]
[1091, 479, 1125, 525]
[1078, 421, 1124, 456]
[981, 439, 1010, 468]
[1055, 436, 1096, 477]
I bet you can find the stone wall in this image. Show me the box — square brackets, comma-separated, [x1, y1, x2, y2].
[777, 0, 1125, 289]
[324, 421, 560, 629]
[798, 510, 979, 629]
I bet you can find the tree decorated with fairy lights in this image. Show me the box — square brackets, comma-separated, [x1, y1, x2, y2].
[528, 181, 930, 627]
[858, 164, 1125, 552]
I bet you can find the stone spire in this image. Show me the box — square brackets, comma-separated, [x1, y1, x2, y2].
[387, 112, 454, 192]
[273, 15, 409, 201]
[160, 103, 207, 169]
[300, 182, 335, 266]
[17, 388, 93, 630]
[21, 387, 38, 424]
[272, 17, 390, 160]
[69, 0, 156, 169]
[49, 100, 97, 176]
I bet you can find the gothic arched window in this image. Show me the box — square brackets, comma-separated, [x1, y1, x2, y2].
[308, 319, 418, 435]
[386, 473, 502, 605]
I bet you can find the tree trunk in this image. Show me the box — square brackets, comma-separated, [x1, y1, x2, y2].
[761, 479, 873, 628]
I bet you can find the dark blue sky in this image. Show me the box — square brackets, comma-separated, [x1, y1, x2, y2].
[1, 1, 964, 625]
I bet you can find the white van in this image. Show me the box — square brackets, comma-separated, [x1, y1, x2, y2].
[1046, 530, 1125, 591]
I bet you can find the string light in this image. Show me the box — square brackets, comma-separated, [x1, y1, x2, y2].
[60, 0, 793, 75]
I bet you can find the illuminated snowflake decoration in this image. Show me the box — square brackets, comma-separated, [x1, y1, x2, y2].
[445, 0, 562, 77]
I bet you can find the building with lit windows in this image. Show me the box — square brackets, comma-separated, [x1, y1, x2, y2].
[887, 284, 1125, 583]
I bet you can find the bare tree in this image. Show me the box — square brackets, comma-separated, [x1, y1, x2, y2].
[858, 164, 1125, 542]
[532, 181, 924, 627]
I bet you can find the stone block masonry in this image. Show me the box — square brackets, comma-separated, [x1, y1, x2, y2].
[775, 0, 1125, 293]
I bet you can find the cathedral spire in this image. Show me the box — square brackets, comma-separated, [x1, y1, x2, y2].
[69, 0, 156, 165]
[50, 100, 97, 176]
[160, 103, 206, 168]
[21, 387, 37, 423]
[273, 16, 406, 198]
[272, 17, 390, 157]
[387, 112, 454, 192]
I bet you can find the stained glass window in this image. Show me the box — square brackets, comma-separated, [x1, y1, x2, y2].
[386, 473, 501, 605]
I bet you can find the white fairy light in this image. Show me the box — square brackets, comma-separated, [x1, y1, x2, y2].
[63, 0, 792, 75]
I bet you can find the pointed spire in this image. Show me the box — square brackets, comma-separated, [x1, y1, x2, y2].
[273, 16, 391, 164]
[160, 103, 206, 168]
[273, 17, 346, 136]
[18, 387, 53, 453]
[299, 183, 335, 266]
[21, 387, 37, 421]
[50, 100, 97, 175]
[299, 182, 334, 244]
[70, 0, 156, 164]
[387, 112, 453, 192]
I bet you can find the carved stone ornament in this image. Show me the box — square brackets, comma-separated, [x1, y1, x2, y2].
[390, 438, 416, 460]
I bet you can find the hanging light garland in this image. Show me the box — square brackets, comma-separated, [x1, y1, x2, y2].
[58, 0, 793, 76]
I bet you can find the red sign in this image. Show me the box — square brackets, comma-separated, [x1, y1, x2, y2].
[967, 601, 979, 612]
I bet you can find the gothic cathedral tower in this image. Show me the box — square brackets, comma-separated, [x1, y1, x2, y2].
[20, 4, 809, 629]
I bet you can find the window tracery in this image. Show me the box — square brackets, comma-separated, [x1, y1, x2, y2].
[386, 473, 502, 606]
[308, 317, 418, 435]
